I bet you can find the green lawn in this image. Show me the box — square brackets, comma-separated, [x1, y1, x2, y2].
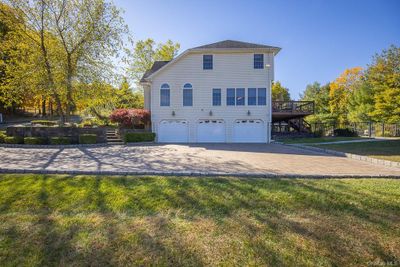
[280, 136, 369, 144]
[314, 140, 400, 162]
[0, 174, 399, 266]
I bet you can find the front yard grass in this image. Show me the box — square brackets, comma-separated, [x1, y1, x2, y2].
[314, 140, 400, 162]
[280, 136, 369, 144]
[0, 174, 399, 266]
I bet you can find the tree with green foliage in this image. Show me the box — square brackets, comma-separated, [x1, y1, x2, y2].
[76, 78, 144, 124]
[367, 45, 400, 123]
[129, 38, 180, 85]
[300, 82, 335, 123]
[329, 67, 363, 124]
[3, 0, 128, 122]
[116, 78, 144, 109]
[271, 81, 290, 101]
[347, 81, 374, 122]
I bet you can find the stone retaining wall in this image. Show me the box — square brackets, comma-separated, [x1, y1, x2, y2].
[6, 126, 107, 143]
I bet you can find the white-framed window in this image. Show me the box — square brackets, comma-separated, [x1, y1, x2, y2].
[203, 55, 213, 69]
[183, 83, 193, 106]
[236, 88, 245, 106]
[248, 88, 257, 105]
[226, 88, 235, 106]
[254, 54, 264, 69]
[212, 88, 221, 106]
[160, 83, 170, 106]
[258, 88, 267, 105]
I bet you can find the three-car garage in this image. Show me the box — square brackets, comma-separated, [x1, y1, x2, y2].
[157, 119, 267, 143]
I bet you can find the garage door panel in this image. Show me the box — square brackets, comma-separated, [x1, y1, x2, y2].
[158, 120, 188, 143]
[197, 120, 226, 143]
[233, 119, 266, 143]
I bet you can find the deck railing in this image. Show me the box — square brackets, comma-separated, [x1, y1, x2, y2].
[272, 101, 314, 114]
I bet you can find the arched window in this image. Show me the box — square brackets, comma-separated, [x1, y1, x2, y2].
[183, 83, 193, 106]
[160, 83, 170, 106]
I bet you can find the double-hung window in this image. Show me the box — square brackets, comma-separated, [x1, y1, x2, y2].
[254, 54, 264, 69]
[248, 88, 257, 105]
[203, 55, 213, 70]
[160, 83, 170, 106]
[236, 88, 245, 106]
[183, 83, 193, 106]
[212, 88, 221, 106]
[226, 88, 235, 106]
[257, 88, 267, 105]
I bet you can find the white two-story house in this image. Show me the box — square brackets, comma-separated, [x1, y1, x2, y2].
[140, 40, 281, 143]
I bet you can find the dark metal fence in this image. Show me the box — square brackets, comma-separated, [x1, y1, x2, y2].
[311, 122, 400, 137]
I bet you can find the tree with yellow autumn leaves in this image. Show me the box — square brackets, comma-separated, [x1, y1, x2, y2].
[301, 45, 399, 124]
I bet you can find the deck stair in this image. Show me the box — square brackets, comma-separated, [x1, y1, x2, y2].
[272, 101, 314, 136]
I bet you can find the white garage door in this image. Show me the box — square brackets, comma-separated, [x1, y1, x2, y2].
[233, 119, 266, 143]
[197, 120, 226, 143]
[158, 120, 189, 143]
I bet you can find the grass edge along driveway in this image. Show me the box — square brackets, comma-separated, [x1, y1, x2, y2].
[313, 140, 400, 162]
[0, 174, 399, 266]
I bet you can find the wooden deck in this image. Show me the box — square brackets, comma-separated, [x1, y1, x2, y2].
[272, 101, 314, 122]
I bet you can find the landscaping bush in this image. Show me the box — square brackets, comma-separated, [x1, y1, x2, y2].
[333, 128, 358, 137]
[4, 136, 24, 144]
[79, 134, 97, 144]
[49, 137, 71, 145]
[24, 137, 47, 145]
[109, 109, 150, 128]
[31, 120, 58, 126]
[124, 132, 156, 143]
[0, 131, 6, 143]
[313, 129, 324, 138]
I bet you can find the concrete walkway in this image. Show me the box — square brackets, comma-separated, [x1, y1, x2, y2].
[0, 144, 399, 177]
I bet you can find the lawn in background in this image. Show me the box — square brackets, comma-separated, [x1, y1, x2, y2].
[314, 140, 400, 162]
[280, 136, 369, 144]
[0, 174, 399, 266]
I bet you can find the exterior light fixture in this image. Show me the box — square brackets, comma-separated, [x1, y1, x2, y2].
[172, 111, 175, 116]
[247, 110, 251, 116]
[209, 110, 213, 116]
[265, 64, 271, 68]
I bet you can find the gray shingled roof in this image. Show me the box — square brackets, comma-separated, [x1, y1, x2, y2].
[140, 61, 170, 82]
[192, 40, 280, 50]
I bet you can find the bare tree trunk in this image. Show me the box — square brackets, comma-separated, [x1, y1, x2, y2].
[49, 100, 53, 117]
[39, 0, 64, 124]
[41, 97, 46, 117]
[65, 54, 74, 122]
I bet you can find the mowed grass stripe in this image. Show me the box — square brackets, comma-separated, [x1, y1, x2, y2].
[0, 174, 399, 266]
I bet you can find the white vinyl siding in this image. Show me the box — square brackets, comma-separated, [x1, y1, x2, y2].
[149, 52, 274, 143]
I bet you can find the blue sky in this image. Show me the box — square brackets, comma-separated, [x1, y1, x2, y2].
[115, 0, 400, 99]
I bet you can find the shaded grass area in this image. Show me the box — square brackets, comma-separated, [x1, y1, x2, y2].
[0, 174, 399, 266]
[280, 136, 369, 144]
[315, 140, 400, 162]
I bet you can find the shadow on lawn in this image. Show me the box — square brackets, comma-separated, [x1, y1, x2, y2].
[0, 175, 399, 266]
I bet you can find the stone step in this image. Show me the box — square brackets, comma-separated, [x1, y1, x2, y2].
[107, 142, 124, 145]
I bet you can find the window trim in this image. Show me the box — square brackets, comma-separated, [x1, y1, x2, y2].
[212, 88, 221, 106]
[236, 88, 245, 106]
[226, 88, 235, 106]
[183, 83, 193, 106]
[160, 83, 170, 106]
[254, 54, 264, 69]
[203, 55, 213, 70]
[248, 88, 257, 106]
[257, 88, 267, 105]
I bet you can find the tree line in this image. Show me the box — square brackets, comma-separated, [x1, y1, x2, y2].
[272, 45, 399, 124]
[0, 1, 179, 123]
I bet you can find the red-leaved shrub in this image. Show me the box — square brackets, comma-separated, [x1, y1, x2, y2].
[109, 109, 150, 128]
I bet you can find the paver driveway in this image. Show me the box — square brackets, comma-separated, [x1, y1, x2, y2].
[0, 143, 399, 176]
